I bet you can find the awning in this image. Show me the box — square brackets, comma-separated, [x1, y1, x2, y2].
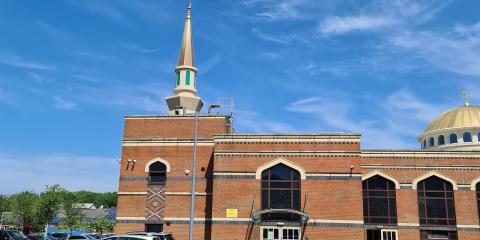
[251, 209, 309, 224]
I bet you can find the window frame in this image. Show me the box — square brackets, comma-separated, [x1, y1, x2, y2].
[477, 182, 480, 224]
[449, 133, 458, 144]
[438, 135, 445, 145]
[148, 162, 167, 185]
[261, 164, 301, 221]
[463, 132, 472, 143]
[417, 176, 456, 226]
[362, 175, 398, 225]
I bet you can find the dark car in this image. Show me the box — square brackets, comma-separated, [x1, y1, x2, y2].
[0, 230, 28, 240]
[27, 234, 56, 240]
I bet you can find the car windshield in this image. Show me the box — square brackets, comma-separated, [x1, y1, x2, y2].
[7, 231, 27, 240]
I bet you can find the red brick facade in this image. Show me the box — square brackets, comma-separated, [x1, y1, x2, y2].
[115, 115, 480, 240]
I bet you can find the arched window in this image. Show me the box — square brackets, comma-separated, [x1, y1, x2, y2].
[450, 133, 458, 144]
[423, 139, 427, 149]
[261, 164, 301, 220]
[362, 176, 397, 225]
[478, 132, 480, 142]
[417, 176, 456, 226]
[429, 137, 435, 147]
[463, 132, 472, 143]
[149, 162, 167, 184]
[438, 135, 445, 145]
[477, 182, 480, 223]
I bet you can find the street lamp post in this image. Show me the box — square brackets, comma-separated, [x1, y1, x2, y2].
[188, 111, 199, 240]
[188, 105, 221, 240]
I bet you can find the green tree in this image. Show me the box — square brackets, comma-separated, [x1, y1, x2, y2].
[89, 218, 115, 234]
[10, 191, 38, 234]
[93, 192, 117, 208]
[2, 213, 20, 227]
[35, 185, 66, 233]
[0, 195, 12, 213]
[72, 191, 117, 208]
[60, 193, 82, 233]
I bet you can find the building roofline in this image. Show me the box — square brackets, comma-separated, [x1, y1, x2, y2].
[124, 114, 230, 119]
[361, 150, 480, 158]
[214, 133, 361, 137]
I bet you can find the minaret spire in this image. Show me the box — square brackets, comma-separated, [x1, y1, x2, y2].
[165, 1, 203, 115]
[177, 1, 194, 68]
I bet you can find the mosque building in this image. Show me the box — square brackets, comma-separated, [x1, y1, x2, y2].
[115, 3, 480, 240]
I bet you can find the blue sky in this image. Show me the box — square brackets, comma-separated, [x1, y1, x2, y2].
[1, 0, 479, 194]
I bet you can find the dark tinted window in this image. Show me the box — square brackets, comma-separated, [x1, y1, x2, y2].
[477, 182, 480, 224]
[261, 164, 301, 221]
[450, 133, 458, 144]
[417, 176, 456, 226]
[429, 137, 435, 147]
[7, 231, 26, 240]
[438, 135, 445, 145]
[101, 238, 116, 240]
[69, 237, 86, 240]
[362, 176, 397, 225]
[463, 132, 472, 143]
[149, 162, 167, 184]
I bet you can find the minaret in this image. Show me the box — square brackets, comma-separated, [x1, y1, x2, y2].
[165, 1, 203, 115]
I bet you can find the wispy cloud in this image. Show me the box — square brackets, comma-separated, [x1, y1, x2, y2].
[67, 0, 170, 24]
[121, 43, 160, 54]
[390, 23, 480, 77]
[0, 152, 118, 194]
[235, 110, 295, 133]
[69, 50, 118, 63]
[66, 80, 170, 113]
[318, 15, 396, 35]
[0, 52, 55, 70]
[256, 51, 281, 60]
[242, 0, 313, 22]
[252, 28, 297, 44]
[198, 54, 222, 74]
[67, 0, 126, 22]
[52, 96, 78, 110]
[286, 90, 448, 149]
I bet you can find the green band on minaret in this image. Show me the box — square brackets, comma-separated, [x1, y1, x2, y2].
[176, 72, 180, 85]
[186, 71, 191, 85]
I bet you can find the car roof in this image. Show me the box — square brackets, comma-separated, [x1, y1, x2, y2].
[125, 232, 171, 236]
[115, 235, 159, 240]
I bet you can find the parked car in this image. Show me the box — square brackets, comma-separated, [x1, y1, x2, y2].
[0, 230, 28, 240]
[27, 234, 56, 240]
[67, 235, 96, 240]
[101, 235, 160, 240]
[125, 232, 174, 240]
[48, 233, 69, 240]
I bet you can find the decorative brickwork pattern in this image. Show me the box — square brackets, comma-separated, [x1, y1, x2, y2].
[145, 185, 166, 223]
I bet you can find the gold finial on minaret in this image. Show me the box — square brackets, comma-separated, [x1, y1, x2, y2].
[461, 88, 470, 106]
[165, 0, 203, 115]
[187, 1, 191, 20]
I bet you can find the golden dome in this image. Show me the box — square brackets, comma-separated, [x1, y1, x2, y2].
[424, 105, 480, 133]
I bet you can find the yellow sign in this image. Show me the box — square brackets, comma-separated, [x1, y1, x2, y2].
[226, 209, 238, 218]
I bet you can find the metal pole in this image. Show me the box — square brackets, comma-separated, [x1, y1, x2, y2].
[0, 212, 4, 230]
[188, 111, 199, 240]
[44, 224, 48, 240]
